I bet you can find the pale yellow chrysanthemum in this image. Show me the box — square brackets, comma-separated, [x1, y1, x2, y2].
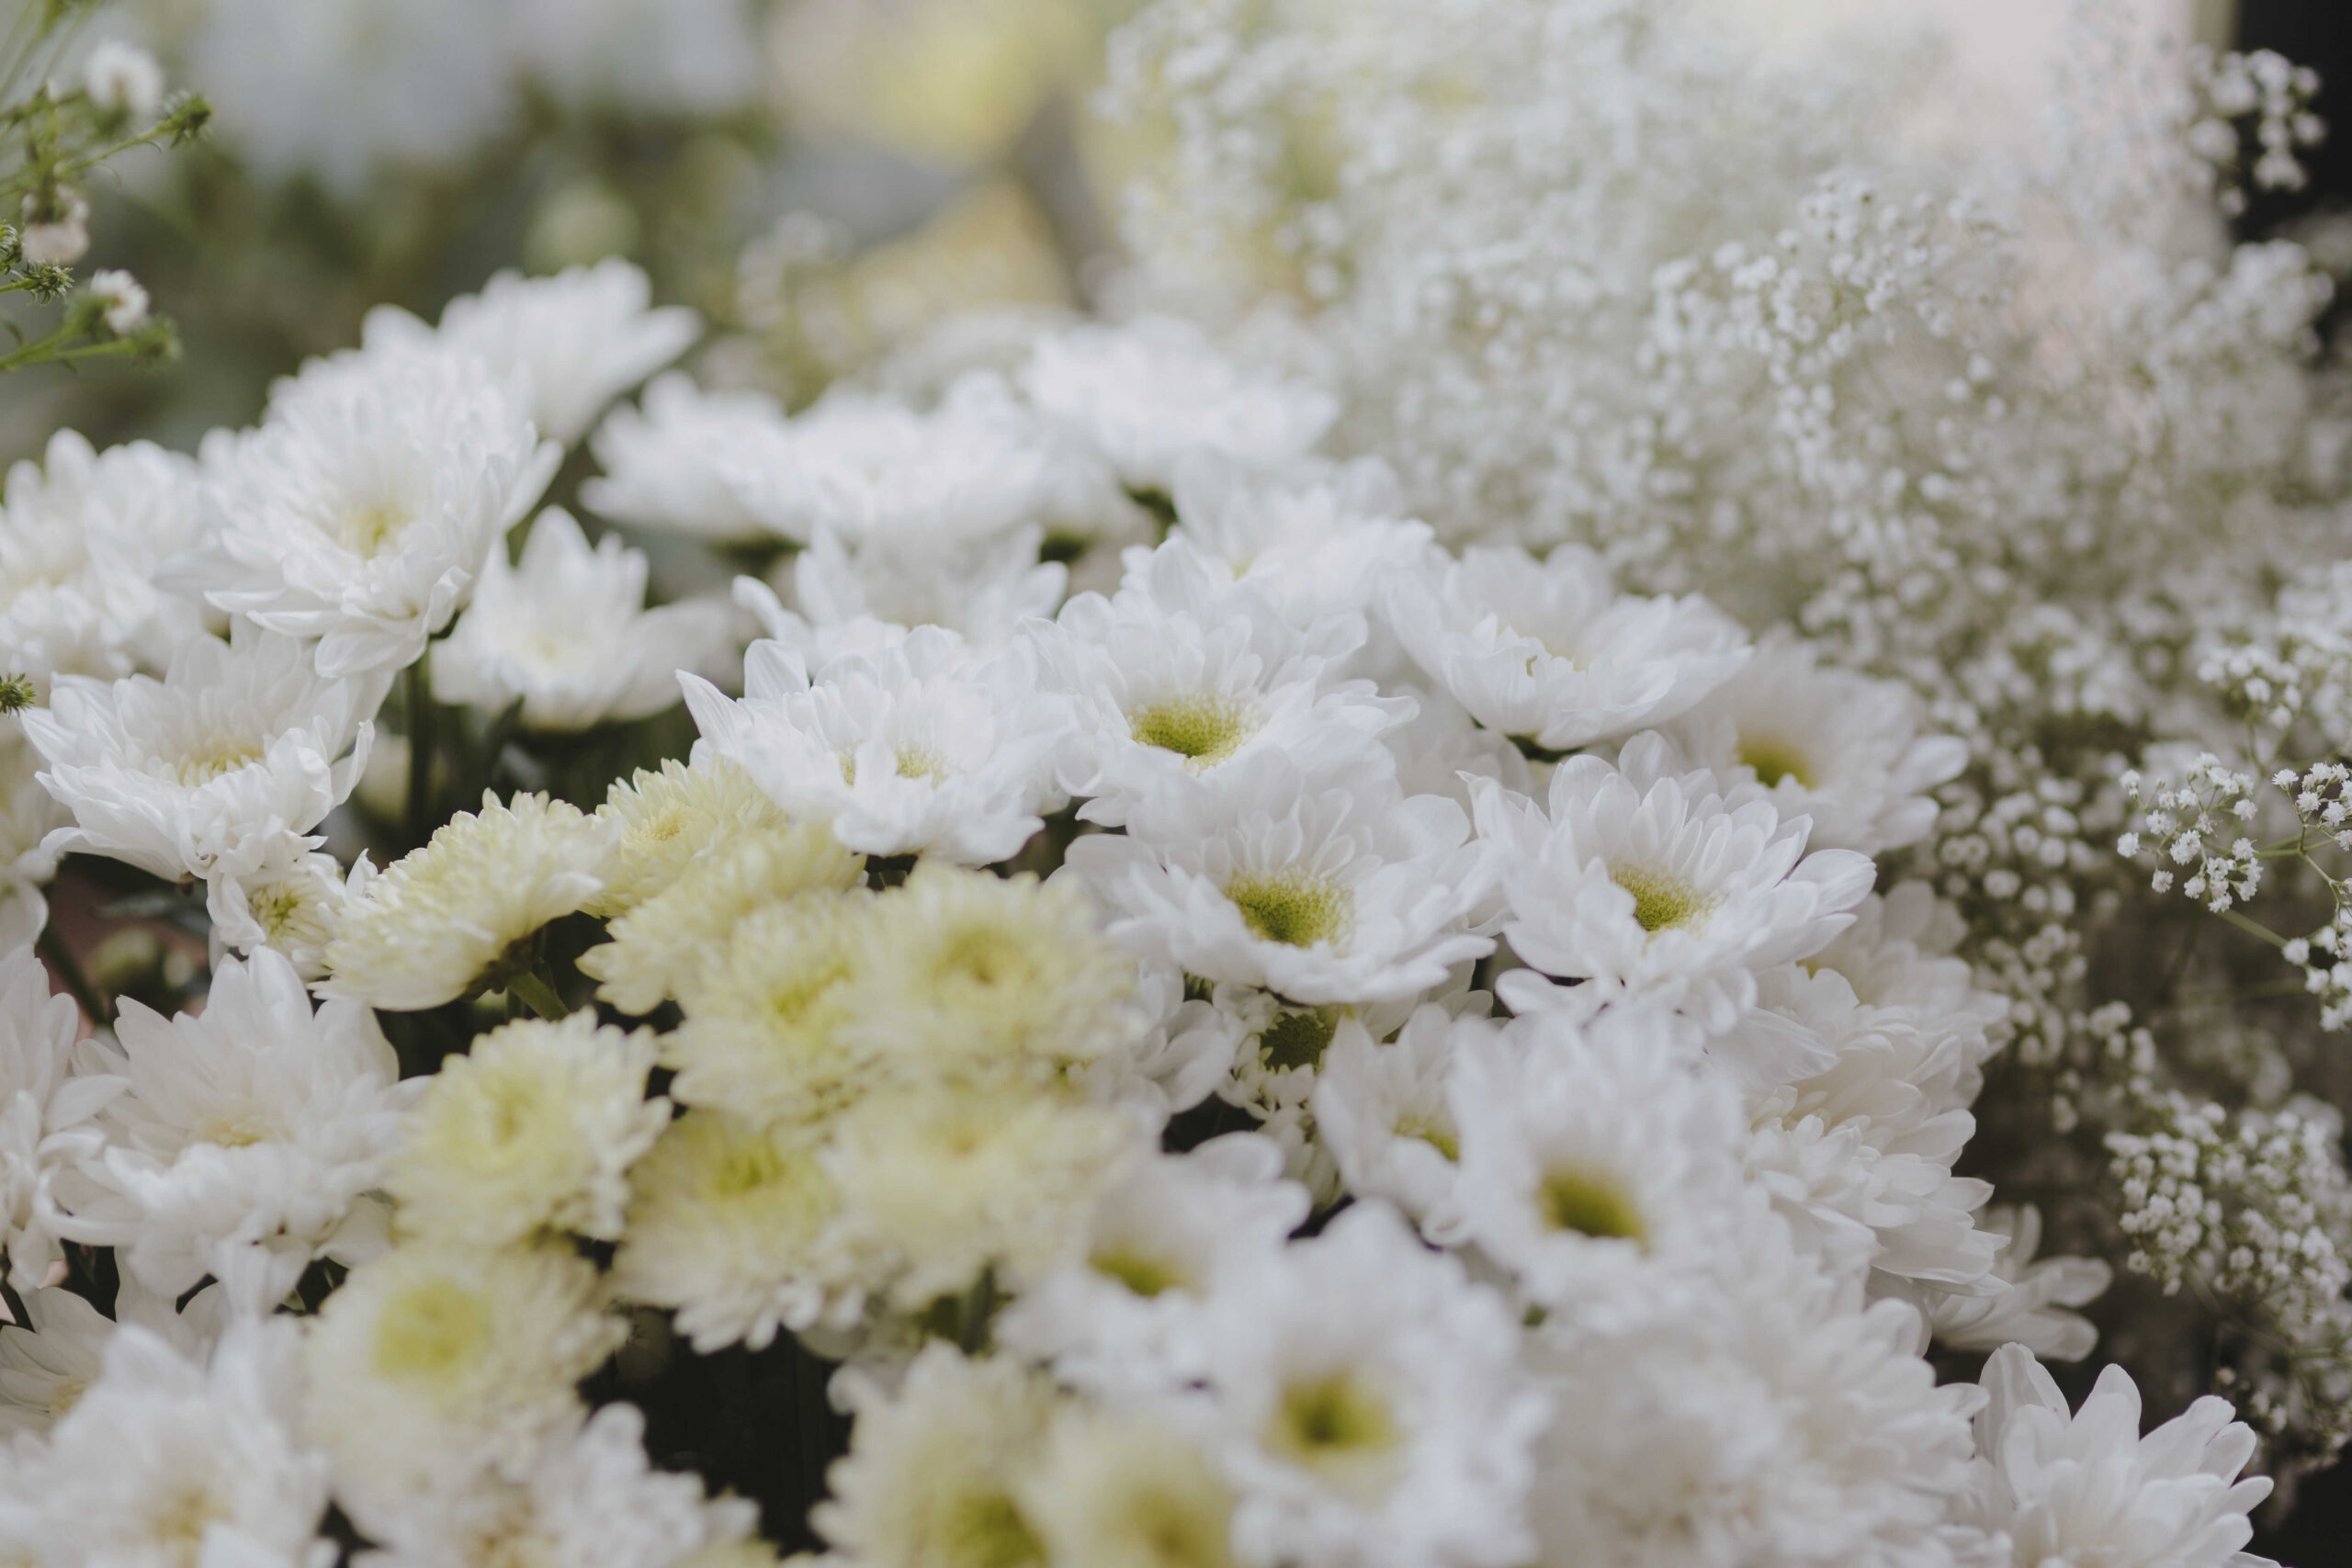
[609, 1111, 865, 1354]
[1020, 1405, 1238, 1568]
[662, 893, 882, 1125]
[578, 825, 865, 1015]
[318, 792, 612, 1010]
[301, 1242, 624, 1528]
[812, 1343, 1060, 1568]
[586, 756, 794, 919]
[823, 1081, 1145, 1309]
[847, 863, 1140, 1085]
[388, 1012, 671, 1248]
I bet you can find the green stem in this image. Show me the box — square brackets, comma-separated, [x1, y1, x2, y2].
[405, 659, 435, 842]
[506, 967, 570, 1021]
[2214, 906, 2288, 949]
[36, 922, 107, 1027]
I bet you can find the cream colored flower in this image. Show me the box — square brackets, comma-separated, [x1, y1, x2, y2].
[587, 755, 793, 919]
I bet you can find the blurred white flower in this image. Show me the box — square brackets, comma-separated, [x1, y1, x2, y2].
[583, 371, 786, 542]
[81, 39, 165, 120]
[0, 944, 120, 1291]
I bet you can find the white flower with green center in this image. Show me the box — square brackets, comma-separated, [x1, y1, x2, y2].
[1383, 542, 1750, 753]
[1067, 749, 1496, 1006]
[430, 507, 738, 731]
[55, 949, 415, 1311]
[1476, 731, 1875, 1034]
[1189, 1202, 1545, 1568]
[1035, 536, 1413, 825]
[1667, 636, 1968, 855]
[1019, 1405, 1239, 1568]
[205, 849, 351, 981]
[21, 623, 380, 886]
[682, 625, 1077, 866]
[1312, 1005, 1489, 1236]
[174, 342, 559, 679]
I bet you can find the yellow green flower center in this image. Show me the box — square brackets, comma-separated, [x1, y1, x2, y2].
[1129, 694, 1262, 767]
[1091, 1247, 1189, 1298]
[1227, 874, 1352, 949]
[933, 1487, 1046, 1568]
[1395, 1113, 1460, 1162]
[896, 745, 952, 783]
[372, 1276, 492, 1386]
[1609, 863, 1713, 934]
[339, 501, 411, 558]
[1537, 1163, 1645, 1242]
[1259, 1005, 1341, 1072]
[1269, 1371, 1399, 1479]
[1738, 735, 1815, 790]
[171, 737, 263, 784]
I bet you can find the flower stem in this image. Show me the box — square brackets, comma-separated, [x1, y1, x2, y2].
[506, 966, 570, 1021]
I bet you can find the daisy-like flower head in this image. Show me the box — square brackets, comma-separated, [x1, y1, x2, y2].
[0, 429, 206, 693]
[57, 948, 413, 1310]
[1067, 749, 1495, 1007]
[683, 626, 1076, 866]
[0, 942, 123, 1291]
[1809, 882, 2010, 1116]
[1018, 1403, 1240, 1568]
[1163, 456, 1435, 627]
[388, 1012, 669, 1250]
[1962, 1344, 2274, 1568]
[1478, 731, 1876, 1033]
[177, 344, 560, 678]
[1037, 535, 1414, 826]
[1382, 543, 1750, 753]
[781, 522, 1070, 650]
[584, 371, 788, 543]
[1022, 315, 1338, 492]
[1914, 1204, 2111, 1361]
[318, 791, 612, 1011]
[609, 1110, 866, 1353]
[431, 508, 738, 731]
[1666, 636, 1969, 856]
[587, 754, 797, 920]
[362, 259, 701, 447]
[0, 1276, 221, 1436]
[1190, 1201, 1547, 1568]
[23, 622, 379, 886]
[205, 850, 352, 981]
[1311, 1005, 1488, 1236]
[301, 1241, 624, 1529]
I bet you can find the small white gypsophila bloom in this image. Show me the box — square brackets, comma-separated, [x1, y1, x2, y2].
[82, 39, 166, 120]
[1067, 746, 1496, 1006]
[432, 507, 737, 730]
[0, 427, 207, 692]
[1382, 543, 1751, 754]
[1959, 1344, 2276, 1568]
[56, 949, 413, 1311]
[1175, 1201, 1547, 1568]
[319, 792, 612, 1010]
[583, 372, 788, 543]
[389, 1012, 669, 1251]
[683, 627, 1075, 866]
[778, 523, 1069, 651]
[300, 1241, 623, 1532]
[178, 344, 560, 678]
[183, 0, 515, 197]
[1666, 636, 1969, 857]
[1523, 1215, 1984, 1568]
[1476, 732, 1875, 1033]
[206, 849, 350, 980]
[1161, 456, 1435, 627]
[1905, 1205, 2111, 1362]
[1021, 314, 1338, 493]
[362, 260, 700, 448]
[0, 1276, 222, 1436]
[85, 268, 150, 335]
[1036, 535, 1415, 827]
[2, 1318, 333, 1568]
[359, 1401, 757, 1568]
[1310, 1006, 1483, 1236]
[22, 622, 379, 886]
[0, 942, 121, 1291]
[507, 0, 765, 118]
[997, 1134, 1310, 1398]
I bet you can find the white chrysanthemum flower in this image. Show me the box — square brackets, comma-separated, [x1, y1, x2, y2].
[1383, 544, 1750, 753]
[389, 1012, 669, 1249]
[363, 261, 700, 447]
[1183, 1201, 1546, 1568]
[1036, 536, 1413, 826]
[1022, 316, 1337, 491]
[776, 523, 1069, 651]
[178, 345, 560, 678]
[1809, 883, 2010, 1120]
[1080, 959, 1253, 1119]
[319, 792, 611, 1010]
[23, 623, 378, 885]
[822, 1081, 1148, 1309]
[361, 1401, 757, 1568]
[1525, 1217, 1984, 1568]
[1666, 637, 1968, 855]
[301, 1242, 623, 1529]
[1311, 1007, 1480, 1235]
[811, 1343, 1060, 1568]
[1376, 682, 1534, 815]
[1067, 749, 1494, 1006]
[0, 429, 206, 692]
[1961, 1345, 2274, 1568]
[609, 1110, 865, 1352]
[432, 508, 737, 730]
[0, 1276, 220, 1436]
[206, 850, 350, 980]
[509, 0, 764, 117]
[0, 727, 66, 902]
[683, 628, 1075, 866]
[1019, 1403, 1241, 1568]
[583, 372, 786, 543]
[0, 943, 122, 1290]
[1910, 1205, 2111, 1361]
[12, 1318, 332, 1568]
[1477, 733, 1875, 1032]
[57, 949, 413, 1309]
[587, 755, 796, 920]
[1162, 457, 1435, 626]
[998, 1135, 1308, 1398]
